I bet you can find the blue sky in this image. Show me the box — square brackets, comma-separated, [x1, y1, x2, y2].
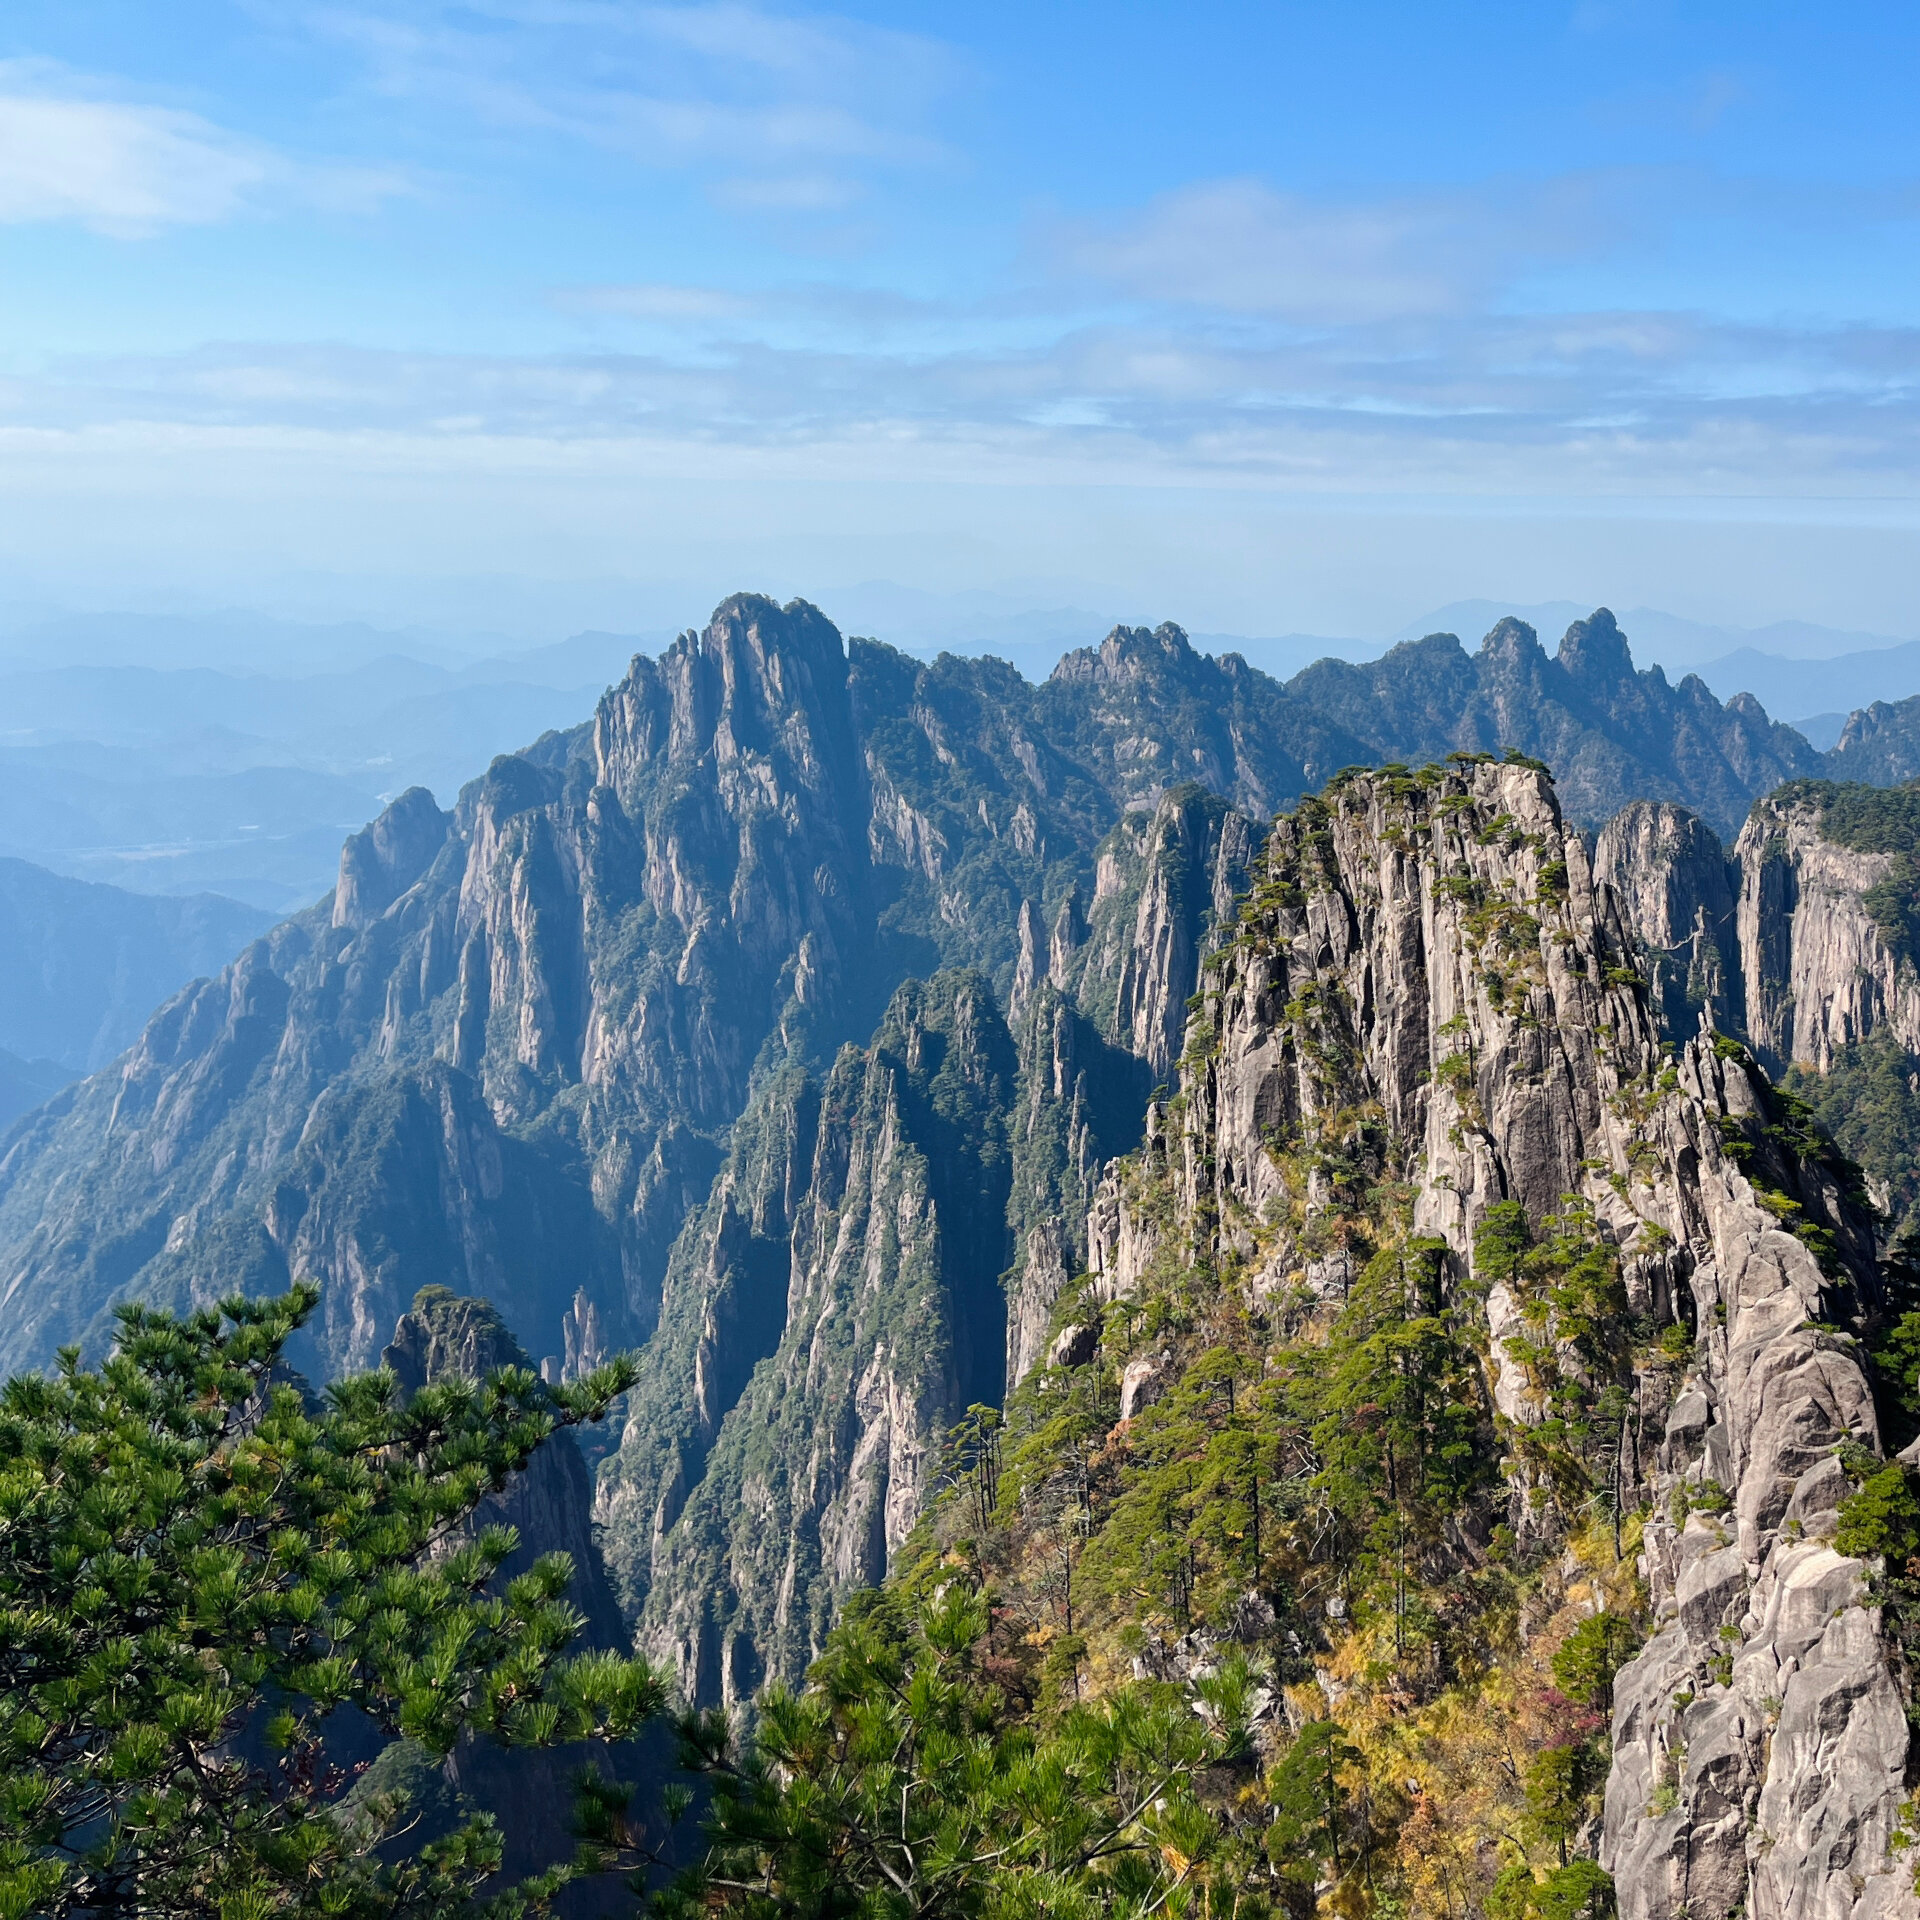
[1, 1, 1918, 645]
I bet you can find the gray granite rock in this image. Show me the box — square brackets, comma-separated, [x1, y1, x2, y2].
[1081, 762, 1916, 1920]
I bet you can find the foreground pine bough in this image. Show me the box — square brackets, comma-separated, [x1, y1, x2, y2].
[0, 1286, 664, 1920]
[0, 1288, 1373, 1920]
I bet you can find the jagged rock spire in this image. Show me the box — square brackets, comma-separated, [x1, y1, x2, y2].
[1048, 886, 1086, 988]
[1010, 899, 1044, 1021]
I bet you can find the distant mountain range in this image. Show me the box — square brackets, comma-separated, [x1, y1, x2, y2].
[4, 594, 1919, 917]
[0, 858, 271, 1074]
[9, 588, 1920, 1699]
[1201, 600, 1920, 712]
[1684, 642, 1920, 731]
[0, 633, 652, 909]
[0, 589, 1898, 1380]
[12, 591, 1920, 1914]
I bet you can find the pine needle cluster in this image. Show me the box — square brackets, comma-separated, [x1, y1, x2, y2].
[0, 1283, 667, 1920]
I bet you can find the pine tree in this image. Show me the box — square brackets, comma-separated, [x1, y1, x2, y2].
[1522, 1747, 1584, 1869]
[0, 1284, 666, 1920]
[648, 1583, 1263, 1919]
[1287, 1236, 1491, 1670]
[1551, 1614, 1638, 1716]
[1265, 1719, 1359, 1890]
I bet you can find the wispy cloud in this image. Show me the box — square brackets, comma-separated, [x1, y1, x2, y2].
[15, 297, 1920, 502]
[0, 61, 268, 234]
[561, 281, 757, 320]
[0, 58, 408, 235]
[1048, 175, 1625, 325]
[304, 1, 965, 214]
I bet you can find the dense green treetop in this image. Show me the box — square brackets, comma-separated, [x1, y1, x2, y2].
[641, 1582, 1260, 1920]
[0, 1284, 664, 1920]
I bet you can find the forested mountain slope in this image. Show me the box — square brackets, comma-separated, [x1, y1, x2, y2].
[896, 761, 1915, 1917]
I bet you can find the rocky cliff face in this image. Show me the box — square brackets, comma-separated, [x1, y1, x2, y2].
[1069, 762, 1911, 1918]
[1735, 785, 1920, 1075]
[1594, 799, 1743, 1041]
[1540, 778, 1920, 1248]
[374, 1287, 649, 1896]
[0, 601, 1850, 1383]
[1583, 780, 1920, 1092]
[612, 972, 1014, 1706]
[587, 947, 1189, 1710]
[382, 1285, 628, 1649]
[1062, 783, 1260, 1085]
[5, 601, 1360, 1363]
[1035, 623, 1365, 819]
[1000, 983, 1149, 1391]
[1828, 697, 1920, 789]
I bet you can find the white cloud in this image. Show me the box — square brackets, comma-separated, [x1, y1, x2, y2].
[0, 67, 268, 233]
[1053, 175, 1616, 324]
[562, 281, 756, 319]
[0, 59, 411, 235]
[307, 2, 962, 188]
[15, 299, 1920, 509]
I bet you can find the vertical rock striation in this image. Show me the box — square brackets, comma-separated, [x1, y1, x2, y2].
[1735, 785, 1920, 1074]
[1001, 983, 1149, 1389]
[1594, 799, 1743, 1042]
[1080, 762, 1911, 1919]
[1066, 783, 1259, 1084]
[610, 972, 1015, 1708]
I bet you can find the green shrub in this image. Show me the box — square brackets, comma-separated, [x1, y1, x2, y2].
[1836, 1462, 1920, 1565]
[0, 1286, 660, 1920]
[1552, 1613, 1640, 1712]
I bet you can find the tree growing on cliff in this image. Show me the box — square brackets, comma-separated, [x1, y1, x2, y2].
[1265, 1719, 1361, 1891]
[1281, 1233, 1492, 1666]
[647, 1582, 1268, 1919]
[0, 1283, 665, 1920]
